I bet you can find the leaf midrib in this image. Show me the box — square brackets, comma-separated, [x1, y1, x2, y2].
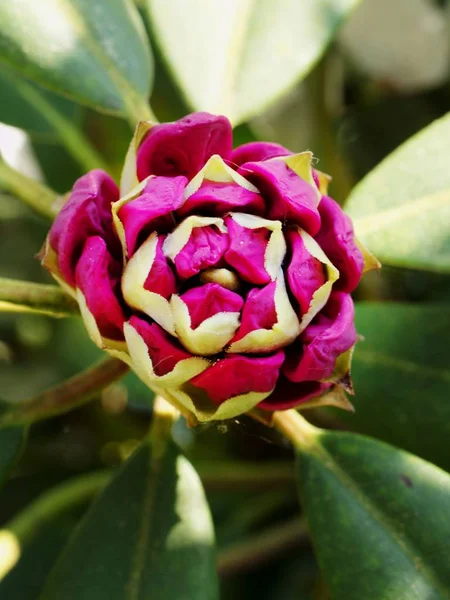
[303, 437, 450, 599]
[126, 441, 168, 600]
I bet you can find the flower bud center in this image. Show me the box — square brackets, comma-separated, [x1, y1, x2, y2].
[199, 268, 241, 291]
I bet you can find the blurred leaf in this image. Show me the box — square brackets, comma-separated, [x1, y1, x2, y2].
[0, 69, 108, 172]
[251, 62, 355, 202]
[0, 69, 81, 141]
[0, 122, 46, 184]
[40, 440, 218, 599]
[147, 0, 361, 124]
[0, 426, 25, 487]
[345, 112, 450, 272]
[338, 303, 450, 471]
[0, 472, 109, 598]
[31, 141, 81, 193]
[296, 430, 450, 599]
[339, 0, 449, 91]
[0, 512, 78, 600]
[0, 0, 153, 120]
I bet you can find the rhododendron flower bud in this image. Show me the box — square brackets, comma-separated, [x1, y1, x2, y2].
[41, 112, 378, 423]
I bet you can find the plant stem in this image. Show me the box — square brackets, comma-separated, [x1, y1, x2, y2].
[0, 277, 79, 317]
[194, 460, 295, 492]
[270, 409, 320, 450]
[0, 159, 58, 220]
[122, 93, 158, 129]
[217, 516, 309, 577]
[0, 358, 129, 428]
[149, 395, 179, 454]
[2, 69, 110, 174]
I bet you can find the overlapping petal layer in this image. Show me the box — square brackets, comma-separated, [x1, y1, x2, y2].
[44, 169, 120, 288]
[42, 112, 376, 422]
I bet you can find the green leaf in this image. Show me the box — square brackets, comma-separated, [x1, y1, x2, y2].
[338, 0, 449, 92]
[346, 112, 450, 272]
[0, 68, 109, 172]
[0, 512, 78, 600]
[146, 0, 361, 125]
[0, 0, 153, 122]
[0, 472, 109, 598]
[0, 426, 25, 487]
[0, 68, 81, 139]
[40, 440, 218, 599]
[340, 303, 450, 471]
[296, 430, 450, 600]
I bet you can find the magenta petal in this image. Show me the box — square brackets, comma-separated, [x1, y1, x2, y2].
[238, 159, 321, 234]
[181, 283, 244, 329]
[258, 377, 331, 411]
[49, 170, 119, 286]
[314, 196, 364, 292]
[283, 292, 356, 383]
[224, 216, 271, 285]
[136, 113, 233, 180]
[178, 181, 265, 219]
[119, 176, 187, 256]
[173, 225, 229, 279]
[129, 316, 194, 377]
[190, 351, 285, 404]
[230, 142, 291, 168]
[286, 229, 326, 316]
[143, 235, 176, 299]
[75, 236, 125, 341]
[231, 282, 277, 345]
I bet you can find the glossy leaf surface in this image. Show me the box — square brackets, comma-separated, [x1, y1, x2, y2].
[147, 0, 360, 124]
[0, 0, 153, 117]
[296, 430, 450, 599]
[40, 440, 218, 600]
[343, 303, 450, 470]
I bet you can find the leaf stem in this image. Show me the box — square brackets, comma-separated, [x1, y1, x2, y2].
[0, 358, 129, 428]
[217, 516, 309, 577]
[270, 409, 320, 450]
[0, 159, 58, 220]
[149, 395, 179, 454]
[122, 93, 158, 129]
[0, 277, 79, 317]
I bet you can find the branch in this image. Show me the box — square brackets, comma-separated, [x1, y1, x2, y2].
[217, 516, 309, 577]
[0, 159, 58, 220]
[0, 358, 129, 427]
[0, 277, 79, 317]
[194, 460, 294, 493]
